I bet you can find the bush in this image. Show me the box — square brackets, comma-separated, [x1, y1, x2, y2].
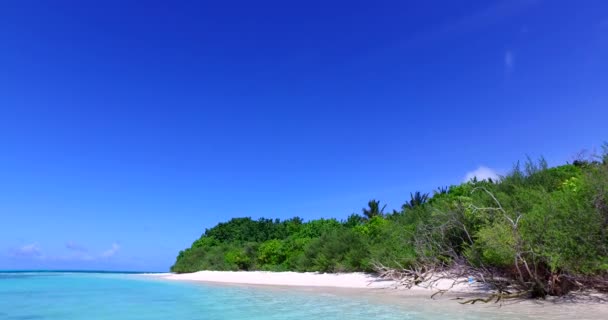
[301, 228, 370, 272]
[257, 239, 287, 268]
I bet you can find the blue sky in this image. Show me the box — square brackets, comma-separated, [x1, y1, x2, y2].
[1, 0, 607, 271]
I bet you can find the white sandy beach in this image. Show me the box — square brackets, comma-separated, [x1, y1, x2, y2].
[158, 271, 481, 293]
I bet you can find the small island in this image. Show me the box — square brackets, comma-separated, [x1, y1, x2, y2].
[171, 151, 608, 303]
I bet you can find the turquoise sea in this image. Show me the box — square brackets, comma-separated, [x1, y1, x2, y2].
[0, 271, 578, 320]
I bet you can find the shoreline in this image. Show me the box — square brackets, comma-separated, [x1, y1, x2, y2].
[152, 270, 608, 303]
[156, 270, 489, 293]
[149, 271, 608, 319]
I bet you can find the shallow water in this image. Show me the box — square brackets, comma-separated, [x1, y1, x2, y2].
[0, 272, 602, 319]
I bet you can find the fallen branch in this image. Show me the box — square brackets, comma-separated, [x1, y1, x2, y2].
[459, 291, 530, 304]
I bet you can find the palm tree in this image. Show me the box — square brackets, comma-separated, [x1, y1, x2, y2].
[402, 191, 429, 210]
[362, 199, 386, 220]
[434, 186, 450, 195]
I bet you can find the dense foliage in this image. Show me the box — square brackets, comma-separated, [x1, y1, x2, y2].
[172, 147, 608, 295]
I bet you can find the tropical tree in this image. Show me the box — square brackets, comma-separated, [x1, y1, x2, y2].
[434, 186, 450, 195]
[362, 199, 386, 220]
[402, 191, 429, 210]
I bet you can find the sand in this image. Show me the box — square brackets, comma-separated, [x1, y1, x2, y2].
[158, 270, 483, 292]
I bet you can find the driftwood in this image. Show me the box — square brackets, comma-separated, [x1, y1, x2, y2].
[371, 261, 436, 289]
[459, 291, 530, 304]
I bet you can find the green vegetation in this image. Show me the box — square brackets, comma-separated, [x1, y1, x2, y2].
[172, 146, 608, 297]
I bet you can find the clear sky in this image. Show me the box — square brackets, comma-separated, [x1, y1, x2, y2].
[1, 0, 607, 271]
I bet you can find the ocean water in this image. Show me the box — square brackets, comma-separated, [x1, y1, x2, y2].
[0, 271, 554, 319]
